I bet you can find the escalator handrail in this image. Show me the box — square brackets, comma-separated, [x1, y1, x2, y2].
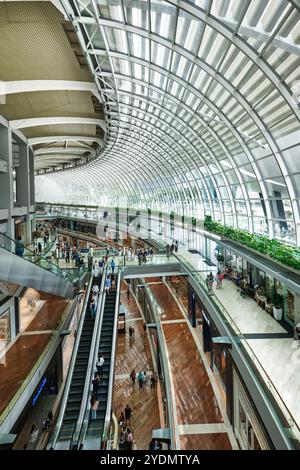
[48, 274, 93, 449]
[71, 268, 107, 449]
[102, 270, 122, 446]
[0, 232, 72, 279]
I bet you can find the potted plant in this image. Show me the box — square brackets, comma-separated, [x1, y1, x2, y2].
[273, 293, 283, 321]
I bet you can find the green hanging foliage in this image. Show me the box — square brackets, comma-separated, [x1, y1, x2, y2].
[204, 215, 300, 271]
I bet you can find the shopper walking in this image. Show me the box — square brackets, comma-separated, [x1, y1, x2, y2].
[124, 404, 132, 425]
[130, 369, 136, 385]
[138, 371, 144, 389]
[126, 429, 134, 450]
[150, 372, 156, 389]
[129, 325, 135, 341]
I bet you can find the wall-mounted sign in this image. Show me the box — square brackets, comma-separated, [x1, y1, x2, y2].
[32, 377, 47, 406]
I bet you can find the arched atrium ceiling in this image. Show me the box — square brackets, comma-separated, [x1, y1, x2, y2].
[0, 0, 105, 170]
[31, 0, 300, 245]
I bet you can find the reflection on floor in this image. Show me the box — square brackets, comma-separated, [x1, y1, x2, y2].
[148, 281, 234, 450]
[113, 289, 161, 450]
[13, 395, 56, 450]
[148, 229, 300, 432]
[0, 289, 70, 419]
[0, 333, 52, 416]
[20, 288, 68, 332]
[149, 284, 184, 321]
[180, 432, 232, 450]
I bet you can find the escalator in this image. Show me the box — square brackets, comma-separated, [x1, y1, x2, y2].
[50, 275, 102, 449]
[74, 274, 120, 450]
[84, 278, 118, 444]
[0, 233, 85, 298]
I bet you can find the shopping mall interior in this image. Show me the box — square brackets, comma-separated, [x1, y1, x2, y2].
[0, 0, 300, 454]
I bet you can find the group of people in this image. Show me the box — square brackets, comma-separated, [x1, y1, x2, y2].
[205, 265, 252, 298]
[166, 240, 178, 257]
[90, 355, 105, 419]
[24, 410, 53, 449]
[205, 271, 225, 293]
[136, 247, 154, 265]
[129, 370, 158, 389]
[118, 405, 135, 450]
[92, 255, 118, 277]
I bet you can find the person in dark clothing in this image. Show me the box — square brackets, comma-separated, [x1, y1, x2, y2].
[124, 404, 132, 425]
[92, 373, 100, 399]
[38, 242, 42, 254]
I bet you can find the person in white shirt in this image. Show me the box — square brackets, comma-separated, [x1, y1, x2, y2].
[93, 284, 99, 295]
[96, 355, 105, 375]
[29, 424, 39, 443]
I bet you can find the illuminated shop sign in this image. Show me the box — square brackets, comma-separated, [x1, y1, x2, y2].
[32, 377, 47, 406]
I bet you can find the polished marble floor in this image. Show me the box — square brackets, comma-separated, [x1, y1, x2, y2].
[0, 333, 52, 416]
[148, 231, 300, 432]
[148, 281, 234, 449]
[180, 432, 232, 450]
[113, 289, 161, 449]
[148, 284, 184, 321]
[0, 290, 70, 419]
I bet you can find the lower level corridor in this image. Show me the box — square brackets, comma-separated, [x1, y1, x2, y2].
[0, 289, 71, 421]
[112, 281, 161, 450]
[147, 281, 238, 450]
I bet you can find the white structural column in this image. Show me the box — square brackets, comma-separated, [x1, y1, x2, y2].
[0, 125, 14, 238]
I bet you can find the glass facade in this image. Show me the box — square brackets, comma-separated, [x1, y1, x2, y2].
[34, 0, 300, 246]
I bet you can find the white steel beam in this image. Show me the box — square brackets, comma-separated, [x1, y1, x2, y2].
[34, 147, 95, 156]
[1, 80, 101, 101]
[28, 135, 103, 146]
[9, 117, 106, 132]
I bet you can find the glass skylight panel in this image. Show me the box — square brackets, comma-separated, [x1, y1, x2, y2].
[133, 63, 143, 80]
[97, 0, 124, 22]
[151, 42, 171, 68]
[150, 0, 176, 41]
[113, 58, 131, 76]
[128, 33, 149, 60]
[103, 27, 126, 53]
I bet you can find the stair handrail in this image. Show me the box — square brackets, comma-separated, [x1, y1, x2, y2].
[47, 274, 93, 449]
[71, 268, 107, 449]
[101, 270, 121, 448]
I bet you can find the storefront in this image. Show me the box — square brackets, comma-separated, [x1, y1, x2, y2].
[233, 368, 272, 450]
[11, 346, 63, 449]
[219, 244, 300, 327]
[0, 307, 11, 348]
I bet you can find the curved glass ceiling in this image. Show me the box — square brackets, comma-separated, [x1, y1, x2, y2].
[35, 0, 300, 245]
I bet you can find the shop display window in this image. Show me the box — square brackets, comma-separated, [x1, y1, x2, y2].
[0, 309, 11, 346]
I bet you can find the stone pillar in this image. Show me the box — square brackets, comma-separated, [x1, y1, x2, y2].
[0, 125, 13, 238]
[29, 148, 35, 208]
